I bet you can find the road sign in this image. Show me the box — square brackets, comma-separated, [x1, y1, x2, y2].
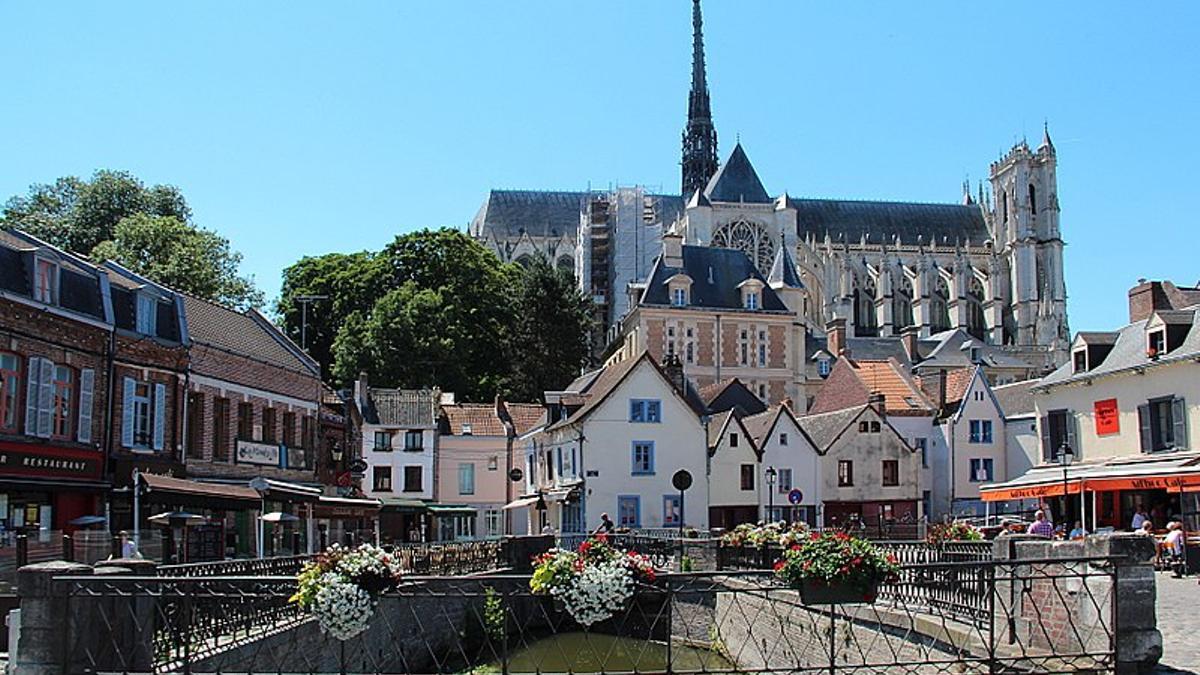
[672, 470, 693, 492]
[788, 488, 803, 505]
[508, 467, 524, 483]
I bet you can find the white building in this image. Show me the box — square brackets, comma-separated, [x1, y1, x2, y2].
[520, 352, 709, 534]
[705, 409, 760, 530]
[742, 404, 822, 525]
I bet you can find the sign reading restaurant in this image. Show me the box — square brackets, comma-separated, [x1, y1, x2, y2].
[0, 441, 104, 481]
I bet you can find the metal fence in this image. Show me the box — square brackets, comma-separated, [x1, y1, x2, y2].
[59, 553, 1120, 674]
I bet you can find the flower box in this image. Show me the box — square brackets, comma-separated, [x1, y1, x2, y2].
[798, 579, 879, 605]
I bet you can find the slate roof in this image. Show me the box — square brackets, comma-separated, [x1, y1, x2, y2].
[704, 143, 771, 203]
[767, 245, 803, 288]
[0, 228, 107, 321]
[914, 329, 1032, 370]
[799, 406, 864, 450]
[441, 403, 506, 436]
[699, 378, 767, 417]
[470, 190, 684, 243]
[741, 408, 776, 445]
[707, 409, 736, 448]
[1075, 331, 1119, 345]
[183, 295, 316, 375]
[364, 389, 438, 427]
[994, 379, 1038, 418]
[1040, 307, 1200, 388]
[790, 198, 989, 248]
[640, 245, 788, 311]
[806, 333, 912, 365]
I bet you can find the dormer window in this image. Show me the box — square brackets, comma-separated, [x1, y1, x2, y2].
[745, 292, 760, 310]
[969, 346, 982, 364]
[671, 287, 687, 307]
[461, 423, 472, 436]
[136, 293, 157, 336]
[1148, 330, 1165, 358]
[34, 258, 58, 304]
[1073, 349, 1088, 373]
[818, 359, 831, 378]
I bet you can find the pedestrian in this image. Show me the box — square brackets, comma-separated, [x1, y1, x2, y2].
[1139, 521, 1154, 535]
[541, 522, 555, 536]
[117, 530, 139, 559]
[1131, 506, 1149, 531]
[1069, 521, 1088, 540]
[593, 512, 614, 535]
[1028, 510, 1055, 538]
[1163, 522, 1185, 557]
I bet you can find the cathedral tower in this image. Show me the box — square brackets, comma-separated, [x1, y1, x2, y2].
[988, 124, 1068, 356]
[681, 0, 719, 198]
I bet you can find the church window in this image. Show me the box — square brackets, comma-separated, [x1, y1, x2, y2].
[966, 277, 987, 341]
[1028, 184, 1037, 216]
[712, 219, 776, 274]
[1001, 192, 1009, 222]
[854, 279, 878, 337]
[892, 275, 914, 334]
[931, 276, 951, 334]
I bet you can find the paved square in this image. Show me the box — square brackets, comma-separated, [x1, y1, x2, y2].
[1155, 574, 1200, 673]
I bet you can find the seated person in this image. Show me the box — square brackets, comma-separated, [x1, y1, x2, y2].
[1069, 521, 1088, 540]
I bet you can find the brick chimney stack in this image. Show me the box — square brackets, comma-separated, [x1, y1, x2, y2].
[867, 391, 886, 419]
[901, 325, 921, 365]
[826, 318, 848, 358]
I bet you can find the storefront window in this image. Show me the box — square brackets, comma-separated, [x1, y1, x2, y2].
[52, 366, 74, 440]
[0, 352, 19, 432]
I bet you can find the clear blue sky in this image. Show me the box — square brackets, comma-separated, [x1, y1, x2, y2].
[2, 2, 1197, 331]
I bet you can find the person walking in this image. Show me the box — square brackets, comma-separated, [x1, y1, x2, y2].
[1028, 510, 1055, 538]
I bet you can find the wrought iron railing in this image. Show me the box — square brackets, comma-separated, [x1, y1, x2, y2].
[158, 554, 316, 578]
[59, 554, 1120, 674]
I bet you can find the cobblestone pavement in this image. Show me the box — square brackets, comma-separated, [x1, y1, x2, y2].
[1155, 574, 1199, 674]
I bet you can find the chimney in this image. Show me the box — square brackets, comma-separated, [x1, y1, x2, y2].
[662, 353, 688, 396]
[867, 391, 886, 419]
[936, 369, 948, 415]
[355, 371, 369, 408]
[663, 231, 684, 268]
[900, 325, 921, 365]
[826, 318, 848, 358]
[1128, 279, 1169, 323]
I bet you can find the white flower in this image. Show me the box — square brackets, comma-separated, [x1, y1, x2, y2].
[312, 573, 375, 641]
[558, 561, 634, 626]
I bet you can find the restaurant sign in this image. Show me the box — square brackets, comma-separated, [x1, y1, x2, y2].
[236, 440, 281, 466]
[981, 481, 1079, 502]
[0, 442, 103, 481]
[1094, 399, 1120, 436]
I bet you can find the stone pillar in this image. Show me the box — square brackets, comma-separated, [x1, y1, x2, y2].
[13, 561, 92, 675]
[1085, 534, 1162, 674]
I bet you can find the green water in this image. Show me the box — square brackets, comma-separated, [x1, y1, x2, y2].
[469, 632, 734, 674]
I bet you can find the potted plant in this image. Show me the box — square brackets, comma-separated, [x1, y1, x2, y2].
[773, 532, 899, 604]
[290, 543, 405, 640]
[529, 536, 656, 626]
[926, 521, 984, 547]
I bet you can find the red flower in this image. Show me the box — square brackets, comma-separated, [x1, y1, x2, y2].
[810, 532, 821, 540]
[852, 557, 862, 566]
[886, 554, 898, 565]
[773, 560, 786, 572]
[579, 541, 592, 554]
[835, 532, 851, 541]
[791, 544, 802, 552]
[803, 560, 812, 570]
[595, 532, 608, 543]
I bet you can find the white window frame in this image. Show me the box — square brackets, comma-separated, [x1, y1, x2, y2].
[458, 462, 475, 495]
[33, 258, 58, 305]
[136, 293, 157, 335]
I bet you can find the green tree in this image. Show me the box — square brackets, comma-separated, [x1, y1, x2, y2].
[91, 214, 263, 308]
[277, 251, 389, 374]
[3, 170, 190, 254]
[502, 258, 595, 401]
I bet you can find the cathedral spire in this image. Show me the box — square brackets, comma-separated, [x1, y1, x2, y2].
[681, 0, 719, 198]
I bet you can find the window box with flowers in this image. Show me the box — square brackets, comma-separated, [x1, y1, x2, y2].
[773, 532, 899, 605]
[529, 535, 657, 627]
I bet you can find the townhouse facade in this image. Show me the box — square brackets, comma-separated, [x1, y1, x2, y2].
[705, 409, 760, 529]
[742, 403, 822, 525]
[436, 401, 510, 540]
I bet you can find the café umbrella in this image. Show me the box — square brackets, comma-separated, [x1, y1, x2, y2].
[68, 515, 107, 527]
[147, 511, 206, 526]
[260, 512, 301, 523]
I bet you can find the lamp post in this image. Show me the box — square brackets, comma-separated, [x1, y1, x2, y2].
[765, 466, 777, 523]
[295, 294, 329, 352]
[1058, 442, 1075, 527]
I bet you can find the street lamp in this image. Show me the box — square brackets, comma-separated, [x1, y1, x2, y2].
[1058, 442, 1075, 527]
[765, 466, 778, 523]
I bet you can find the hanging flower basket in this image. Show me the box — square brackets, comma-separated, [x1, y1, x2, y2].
[290, 544, 404, 641]
[530, 535, 657, 626]
[773, 532, 898, 605]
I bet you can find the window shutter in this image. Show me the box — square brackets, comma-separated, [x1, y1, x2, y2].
[1039, 415, 1052, 461]
[1065, 411, 1078, 458]
[24, 357, 41, 436]
[1137, 404, 1151, 453]
[1172, 397, 1188, 450]
[36, 359, 54, 438]
[153, 383, 166, 451]
[122, 377, 136, 448]
[76, 369, 95, 444]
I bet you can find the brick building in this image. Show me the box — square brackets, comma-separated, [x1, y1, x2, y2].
[0, 230, 111, 535]
[179, 294, 325, 556]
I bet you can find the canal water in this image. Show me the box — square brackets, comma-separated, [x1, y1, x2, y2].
[471, 632, 734, 673]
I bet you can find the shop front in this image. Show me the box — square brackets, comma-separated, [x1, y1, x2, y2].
[312, 495, 381, 548]
[429, 504, 478, 541]
[378, 498, 430, 544]
[0, 441, 108, 543]
[137, 473, 262, 562]
[981, 455, 1200, 532]
[248, 477, 323, 556]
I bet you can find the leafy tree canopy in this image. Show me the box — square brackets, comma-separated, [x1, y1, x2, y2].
[3, 170, 260, 308]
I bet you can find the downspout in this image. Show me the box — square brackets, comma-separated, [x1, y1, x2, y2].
[714, 314, 721, 382]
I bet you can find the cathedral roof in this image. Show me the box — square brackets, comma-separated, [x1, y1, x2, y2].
[640, 245, 788, 311]
[789, 198, 989, 248]
[470, 190, 685, 242]
[767, 245, 803, 288]
[704, 143, 771, 203]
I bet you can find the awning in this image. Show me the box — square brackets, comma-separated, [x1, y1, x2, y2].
[503, 496, 539, 511]
[981, 454, 1200, 502]
[379, 497, 429, 513]
[427, 504, 478, 515]
[139, 473, 261, 509]
[249, 477, 322, 503]
[313, 496, 383, 519]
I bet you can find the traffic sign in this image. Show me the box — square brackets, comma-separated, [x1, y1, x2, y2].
[788, 488, 803, 505]
[508, 467, 524, 483]
[672, 469, 693, 492]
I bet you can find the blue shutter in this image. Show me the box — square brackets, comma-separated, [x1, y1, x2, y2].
[1137, 405, 1152, 453]
[1172, 398, 1187, 450]
[36, 359, 54, 438]
[152, 383, 166, 451]
[122, 377, 136, 448]
[76, 369, 94, 444]
[23, 357, 40, 436]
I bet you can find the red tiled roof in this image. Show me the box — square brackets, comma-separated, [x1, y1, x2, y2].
[504, 403, 546, 436]
[441, 403, 506, 436]
[809, 357, 932, 416]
